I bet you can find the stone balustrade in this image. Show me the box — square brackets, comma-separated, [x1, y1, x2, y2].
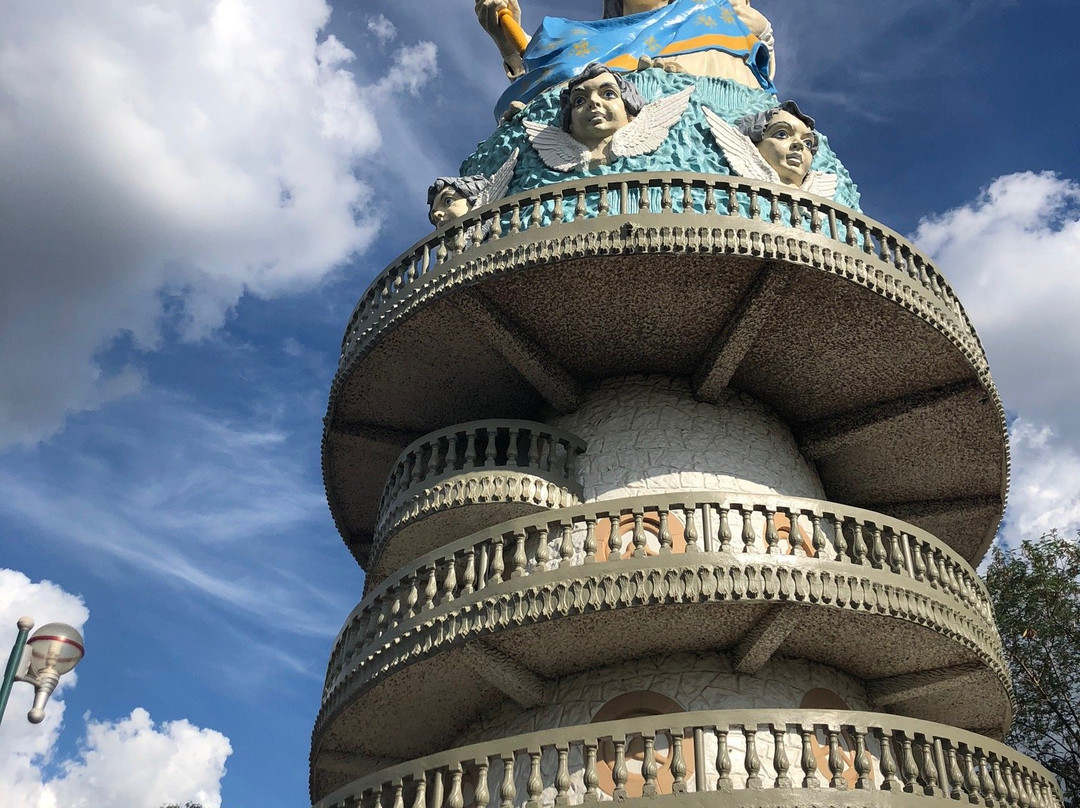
[323, 492, 998, 702]
[337, 173, 982, 376]
[312, 709, 1062, 808]
[373, 420, 587, 555]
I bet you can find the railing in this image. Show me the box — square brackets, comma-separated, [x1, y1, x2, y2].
[337, 173, 980, 370]
[374, 421, 588, 548]
[324, 492, 997, 699]
[312, 709, 1063, 808]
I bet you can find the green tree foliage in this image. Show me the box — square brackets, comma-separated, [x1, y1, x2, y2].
[985, 529, 1080, 806]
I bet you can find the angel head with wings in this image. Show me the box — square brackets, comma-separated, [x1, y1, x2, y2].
[736, 101, 818, 187]
[557, 63, 647, 150]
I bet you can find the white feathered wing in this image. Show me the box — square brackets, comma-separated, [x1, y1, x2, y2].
[610, 85, 695, 158]
[476, 148, 520, 206]
[522, 122, 589, 173]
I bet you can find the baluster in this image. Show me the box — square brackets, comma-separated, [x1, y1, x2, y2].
[364, 787, 381, 808]
[671, 731, 687, 794]
[658, 508, 673, 554]
[441, 557, 457, 603]
[641, 734, 659, 796]
[477, 543, 489, 592]
[388, 584, 402, 628]
[851, 522, 869, 564]
[576, 187, 587, 221]
[792, 198, 803, 229]
[598, 185, 610, 218]
[489, 535, 506, 584]
[553, 190, 565, 223]
[527, 431, 540, 469]
[682, 181, 693, 214]
[926, 548, 941, 588]
[430, 769, 445, 808]
[800, 726, 819, 788]
[684, 506, 700, 553]
[770, 191, 782, 224]
[557, 521, 573, 567]
[404, 576, 419, 620]
[705, 184, 717, 215]
[741, 507, 756, 552]
[535, 525, 551, 566]
[833, 515, 849, 560]
[632, 510, 647, 558]
[509, 203, 521, 236]
[427, 441, 440, 479]
[583, 741, 599, 802]
[1005, 762, 1021, 807]
[870, 525, 887, 568]
[661, 182, 673, 213]
[525, 750, 543, 808]
[812, 514, 827, 558]
[612, 737, 629, 800]
[555, 745, 571, 806]
[888, 529, 905, 573]
[584, 518, 597, 564]
[745, 727, 763, 789]
[483, 428, 498, 469]
[1022, 772, 1036, 808]
[638, 182, 650, 214]
[811, 204, 823, 234]
[447, 763, 464, 808]
[475, 760, 490, 808]
[978, 750, 996, 805]
[694, 727, 708, 793]
[879, 730, 901, 791]
[446, 432, 461, 472]
[510, 530, 528, 576]
[619, 182, 629, 215]
[716, 728, 733, 792]
[773, 726, 792, 788]
[609, 515, 621, 559]
[749, 188, 760, 219]
[993, 756, 1009, 805]
[966, 749, 986, 805]
[765, 509, 780, 554]
[505, 428, 520, 468]
[828, 729, 847, 789]
[854, 729, 873, 790]
[912, 539, 928, 581]
[948, 743, 966, 801]
[422, 564, 438, 611]
[411, 773, 427, 808]
[461, 549, 476, 596]
[920, 738, 944, 796]
[499, 754, 516, 808]
[719, 506, 733, 551]
[464, 432, 478, 469]
[727, 185, 738, 217]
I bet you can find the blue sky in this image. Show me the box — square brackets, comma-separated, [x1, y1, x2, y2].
[1, 1, 1079, 806]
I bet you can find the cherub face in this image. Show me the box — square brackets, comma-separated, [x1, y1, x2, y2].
[755, 110, 816, 187]
[430, 186, 472, 226]
[568, 72, 631, 148]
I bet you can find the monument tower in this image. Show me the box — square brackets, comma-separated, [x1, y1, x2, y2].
[311, 2, 1064, 807]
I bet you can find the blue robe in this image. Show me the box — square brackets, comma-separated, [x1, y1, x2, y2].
[495, 0, 775, 118]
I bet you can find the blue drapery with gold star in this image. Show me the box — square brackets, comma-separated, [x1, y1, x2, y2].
[495, 0, 774, 118]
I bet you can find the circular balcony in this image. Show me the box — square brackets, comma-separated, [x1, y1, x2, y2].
[370, 420, 588, 587]
[311, 708, 1062, 808]
[312, 492, 1011, 787]
[323, 174, 1007, 570]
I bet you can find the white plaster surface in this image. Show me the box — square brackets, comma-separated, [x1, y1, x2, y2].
[547, 376, 825, 503]
[458, 652, 869, 744]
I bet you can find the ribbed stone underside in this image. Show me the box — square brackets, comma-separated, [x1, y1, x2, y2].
[549, 376, 825, 503]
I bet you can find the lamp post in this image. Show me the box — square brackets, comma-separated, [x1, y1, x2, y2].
[0, 617, 84, 727]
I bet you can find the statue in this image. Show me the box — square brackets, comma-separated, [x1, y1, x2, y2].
[523, 64, 693, 171]
[475, 0, 774, 119]
[427, 149, 520, 226]
[703, 101, 838, 197]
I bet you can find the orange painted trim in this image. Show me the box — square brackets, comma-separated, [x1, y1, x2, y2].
[604, 33, 759, 71]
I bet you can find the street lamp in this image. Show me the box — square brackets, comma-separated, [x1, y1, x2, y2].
[0, 617, 85, 726]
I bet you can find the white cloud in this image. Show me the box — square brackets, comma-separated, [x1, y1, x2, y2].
[911, 171, 1080, 543]
[0, 571, 230, 808]
[367, 13, 397, 42]
[0, 0, 438, 448]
